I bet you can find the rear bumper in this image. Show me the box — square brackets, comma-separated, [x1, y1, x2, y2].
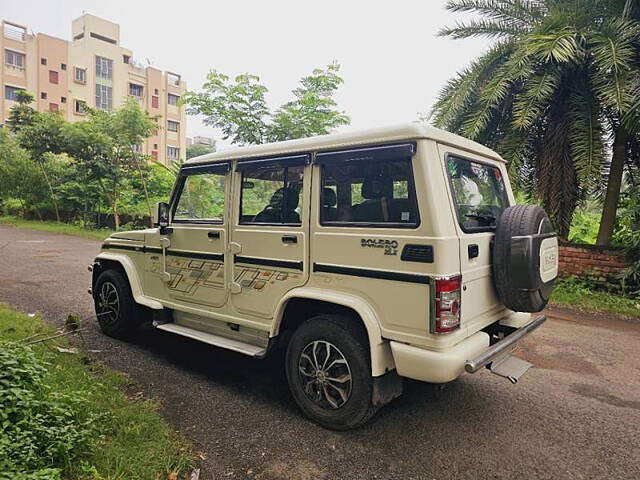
[465, 315, 546, 373]
[390, 315, 546, 384]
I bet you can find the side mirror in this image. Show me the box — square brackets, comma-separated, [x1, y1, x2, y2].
[153, 202, 170, 228]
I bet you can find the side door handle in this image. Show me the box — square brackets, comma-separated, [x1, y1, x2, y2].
[207, 231, 221, 239]
[281, 235, 297, 244]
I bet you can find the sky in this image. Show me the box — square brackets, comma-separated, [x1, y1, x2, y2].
[2, 0, 491, 149]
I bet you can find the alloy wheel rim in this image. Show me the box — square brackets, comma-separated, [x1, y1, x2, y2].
[298, 340, 352, 409]
[97, 281, 120, 326]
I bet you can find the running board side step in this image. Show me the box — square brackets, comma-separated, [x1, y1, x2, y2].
[155, 323, 267, 357]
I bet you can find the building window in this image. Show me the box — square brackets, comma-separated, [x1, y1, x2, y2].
[90, 32, 117, 44]
[61, 96, 67, 103]
[123, 55, 130, 64]
[151, 151, 158, 161]
[131, 144, 142, 153]
[5, 49, 25, 68]
[41, 57, 47, 65]
[168, 93, 180, 106]
[167, 146, 180, 160]
[74, 67, 86, 84]
[167, 73, 180, 86]
[153, 143, 158, 149]
[167, 120, 179, 133]
[95, 56, 113, 79]
[95, 84, 112, 111]
[49, 103, 58, 111]
[95, 56, 113, 111]
[128, 83, 143, 97]
[61, 63, 67, 71]
[40, 92, 47, 100]
[151, 95, 159, 108]
[4, 85, 22, 101]
[49, 70, 59, 84]
[74, 99, 87, 115]
[154, 88, 159, 95]
[4, 23, 26, 42]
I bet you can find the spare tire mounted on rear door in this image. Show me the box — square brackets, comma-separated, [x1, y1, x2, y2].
[492, 205, 559, 312]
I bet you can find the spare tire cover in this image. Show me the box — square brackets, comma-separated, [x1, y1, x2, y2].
[493, 205, 558, 312]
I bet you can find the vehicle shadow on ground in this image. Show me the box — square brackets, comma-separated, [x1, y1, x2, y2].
[123, 322, 498, 431]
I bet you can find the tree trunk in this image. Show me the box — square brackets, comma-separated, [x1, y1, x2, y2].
[135, 159, 153, 227]
[38, 162, 61, 223]
[596, 126, 628, 246]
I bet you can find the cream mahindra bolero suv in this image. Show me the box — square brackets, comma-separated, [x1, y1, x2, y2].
[90, 124, 558, 430]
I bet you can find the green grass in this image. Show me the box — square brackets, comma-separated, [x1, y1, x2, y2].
[551, 277, 640, 319]
[0, 304, 194, 479]
[0, 215, 113, 241]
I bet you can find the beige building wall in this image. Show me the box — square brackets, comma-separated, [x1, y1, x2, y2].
[1, 15, 186, 165]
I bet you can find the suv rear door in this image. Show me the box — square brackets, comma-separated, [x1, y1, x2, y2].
[229, 155, 311, 321]
[440, 145, 512, 331]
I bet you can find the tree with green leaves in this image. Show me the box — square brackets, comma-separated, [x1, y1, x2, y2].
[186, 143, 215, 159]
[6, 90, 38, 133]
[0, 130, 53, 219]
[183, 62, 350, 146]
[430, 0, 639, 243]
[15, 110, 68, 222]
[64, 98, 158, 229]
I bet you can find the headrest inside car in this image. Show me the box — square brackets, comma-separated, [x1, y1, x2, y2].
[361, 176, 393, 200]
[270, 187, 299, 210]
[323, 188, 337, 207]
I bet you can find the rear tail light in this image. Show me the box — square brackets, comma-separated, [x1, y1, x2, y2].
[433, 276, 462, 333]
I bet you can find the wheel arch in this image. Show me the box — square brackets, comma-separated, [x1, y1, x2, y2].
[273, 288, 396, 376]
[93, 252, 163, 310]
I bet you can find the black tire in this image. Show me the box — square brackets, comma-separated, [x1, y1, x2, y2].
[493, 205, 556, 312]
[93, 269, 140, 339]
[285, 314, 377, 430]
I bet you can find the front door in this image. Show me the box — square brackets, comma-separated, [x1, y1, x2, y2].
[160, 162, 230, 309]
[229, 155, 310, 320]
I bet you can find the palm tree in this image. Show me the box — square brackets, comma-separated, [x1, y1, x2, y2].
[430, 0, 639, 242]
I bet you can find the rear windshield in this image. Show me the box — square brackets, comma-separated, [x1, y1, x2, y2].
[446, 156, 509, 232]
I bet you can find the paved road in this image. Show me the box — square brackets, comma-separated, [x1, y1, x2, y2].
[1, 225, 639, 480]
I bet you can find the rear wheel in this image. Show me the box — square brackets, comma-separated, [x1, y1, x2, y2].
[93, 269, 139, 339]
[285, 314, 377, 430]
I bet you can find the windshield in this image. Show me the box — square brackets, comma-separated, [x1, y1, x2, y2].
[446, 156, 509, 232]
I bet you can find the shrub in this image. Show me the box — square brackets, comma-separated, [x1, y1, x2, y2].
[0, 341, 104, 479]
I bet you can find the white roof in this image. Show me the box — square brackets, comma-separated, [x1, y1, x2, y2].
[185, 123, 505, 165]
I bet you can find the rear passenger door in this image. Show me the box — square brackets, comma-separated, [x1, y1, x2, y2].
[230, 155, 311, 320]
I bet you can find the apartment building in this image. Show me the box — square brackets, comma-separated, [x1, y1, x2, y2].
[1, 14, 186, 164]
[187, 135, 216, 149]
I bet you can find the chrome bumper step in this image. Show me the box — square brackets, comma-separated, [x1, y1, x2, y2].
[465, 315, 546, 381]
[488, 354, 532, 384]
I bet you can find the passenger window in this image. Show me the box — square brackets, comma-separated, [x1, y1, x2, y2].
[240, 165, 304, 225]
[173, 172, 226, 223]
[321, 157, 419, 227]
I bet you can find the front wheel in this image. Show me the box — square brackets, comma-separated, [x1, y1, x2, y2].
[93, 269, 139, 339]
[285, 314, 377, 430]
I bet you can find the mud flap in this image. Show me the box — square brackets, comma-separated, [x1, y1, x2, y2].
[488, 354, 532, 384]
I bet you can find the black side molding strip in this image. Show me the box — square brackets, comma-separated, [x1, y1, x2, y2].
[102, 243, 143, 253]
[235, 255, 303, 271]
[102, 244, 224, 262]
[313, 263, 430, 284]
[168, 250, 224, 262]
